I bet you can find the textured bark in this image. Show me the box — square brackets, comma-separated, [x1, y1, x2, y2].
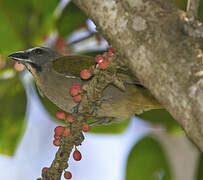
[73, 0, 203, 151]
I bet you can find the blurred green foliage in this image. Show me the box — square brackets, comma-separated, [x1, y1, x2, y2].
[0, 74, 26, 155]
[56, 2, 87, 38]
[137, 109, 182, 134]
[196, 154, 203, 180]
[126, 136, 172, 180]
[0, 0, 58, 57]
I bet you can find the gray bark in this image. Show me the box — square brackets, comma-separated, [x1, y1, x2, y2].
[73, 0, 203, 151]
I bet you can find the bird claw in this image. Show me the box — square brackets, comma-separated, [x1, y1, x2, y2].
[71, 103, 80, 115]
[112, 77, 126, 91]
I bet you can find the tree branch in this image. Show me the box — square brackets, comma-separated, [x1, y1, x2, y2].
[73, 0, 203, 151]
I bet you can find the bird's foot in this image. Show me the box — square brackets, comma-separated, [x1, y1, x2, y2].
[112, 76, 126, 91]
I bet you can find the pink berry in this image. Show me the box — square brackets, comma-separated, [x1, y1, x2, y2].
[66, 115, 73, 123]
[73, 150, 82, 161]
[55, 37, 66, 52]
[42, 167, 48, 172]
[54, 134, 59, 140]
[95, 55, 103, 63]
[69, 87, 80, 96]
[54, 126, 64, 136]
[73, 94, 82, 102]
[107, 51, 114, 57]
[105, 55, 113, 62]
[80, 69, 91, 80]
[14, 62, 25, 71]
[71, 83, 81, 90]
[108, 47, 115, 53]
[98, 60, 109, 69]
[53, 139, 60, 146]
[82, 124, 91, 132]
[64, 171, 72, 179]
[56, 110, 66, 120]
[69, 84, 82, 96]
[62, 128, 70, 136]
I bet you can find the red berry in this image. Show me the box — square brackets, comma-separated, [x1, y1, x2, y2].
[14, 62, 25, 71]
[54, 134, 59, 140]
[71, 83, 81, 90]
[108, 47, 115, 53]
[64, 171, 72, 179]
[69, 87, 80, 96]
[54, 126, 65, 136]
[95, 55, 103, 63]
[42, 167, 48, 172]
[73, 150, 82, 161]
[82, 124, 91, 132]
[105, 55, 113, 62]
[55, 37, 66, 51]
[53, 139, 60, 146]
[98, 60, 109, 69]
[69, 84, 82, 96]
[63, 128, 70, 136]
[80, 69, 91, 80]
[66, 115, 73, 123]
[73, 94, 82, 102]
[56, 111, 66, 120]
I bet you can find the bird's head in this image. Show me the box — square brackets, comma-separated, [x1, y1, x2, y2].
[8, 47, 62, 73]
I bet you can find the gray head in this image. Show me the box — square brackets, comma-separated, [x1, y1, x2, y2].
[8, 47, 62, 72]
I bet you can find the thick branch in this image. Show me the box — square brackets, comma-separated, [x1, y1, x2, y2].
[73, 0, 203, 151]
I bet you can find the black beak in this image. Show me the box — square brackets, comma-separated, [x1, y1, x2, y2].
[8, 51, 30, 63]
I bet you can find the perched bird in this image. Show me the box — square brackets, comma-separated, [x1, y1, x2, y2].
[8, 47, 162, 122]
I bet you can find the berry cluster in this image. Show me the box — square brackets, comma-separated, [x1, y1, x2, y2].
[80, 47, 115, 81]
[96, 47, 115, 69]
[44, 110, 91, 179]
[69, 83, 82, 102]
[41, 47, 115, 180]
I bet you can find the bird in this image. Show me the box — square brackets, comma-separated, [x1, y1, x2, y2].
[8, 47, 162, 123]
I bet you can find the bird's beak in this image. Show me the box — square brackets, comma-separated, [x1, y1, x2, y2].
[8, 51, 32, 63]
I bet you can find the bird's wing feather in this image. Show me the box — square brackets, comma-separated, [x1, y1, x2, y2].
[52, 55, 95, 77]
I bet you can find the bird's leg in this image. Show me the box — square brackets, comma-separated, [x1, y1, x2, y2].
[71, 103, 80, 115]
[112, 76, 126, 91]
[89, 117, 115, 126]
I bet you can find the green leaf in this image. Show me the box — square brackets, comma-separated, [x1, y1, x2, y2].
[173, 0, 187, 11]
[56, 2, 87, 37]
[126, 136, 172, 180]
[196, 153, 203, 180]
[0, 0, 58, 56]
[137, 109, 182, 134]
[87, 118, 129, 134]
[0, 75, 26, 156]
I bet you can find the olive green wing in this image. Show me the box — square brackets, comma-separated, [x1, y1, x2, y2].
[52, 55, 95, 77]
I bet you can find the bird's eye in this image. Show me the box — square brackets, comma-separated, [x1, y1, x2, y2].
[34, 48, 43, 55]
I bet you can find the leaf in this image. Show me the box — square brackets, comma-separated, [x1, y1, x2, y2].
[126, 136, 172, 180]
[56, 2, 87, 37]
[196, 153, 203, 180]
[173, 0, 187, 11]
[137, 109, 182, 134]
[0, 0, 58, 56]
[87, 118, 129, 134]
[0, 75, 26, 156]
